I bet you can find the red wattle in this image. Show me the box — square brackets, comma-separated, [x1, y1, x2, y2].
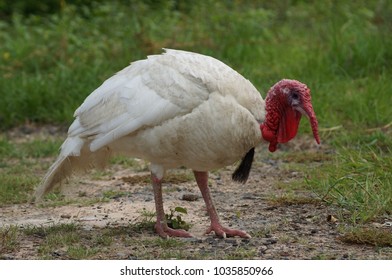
[261, 123, 278, 153]
[277, 108, 301, 143]
[269, 142, 277, 152]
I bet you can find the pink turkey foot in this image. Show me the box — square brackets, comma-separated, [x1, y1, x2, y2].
[205, 223, 251, 239]
[193, 170, 251, 239]
[154, 222, 193, 238]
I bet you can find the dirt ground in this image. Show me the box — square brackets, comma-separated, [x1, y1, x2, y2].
[1, 129, 391, 260]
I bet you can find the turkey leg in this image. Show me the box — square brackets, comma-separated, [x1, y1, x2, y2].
[193, 171, 251, 238]
[151, 172, 193, 238]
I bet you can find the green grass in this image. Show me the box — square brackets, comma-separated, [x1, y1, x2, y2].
[1, 1, 391, 130]
[0, 135, 61, 204]
[0, 135, 61, 160]
[0, 225, 19, 254]
[339, 227, 392, 247]
[306, 141, 392, 224]
[0, 0, 392, 253]
[22, 223, 97, 259]
[0, 171, 38, 204]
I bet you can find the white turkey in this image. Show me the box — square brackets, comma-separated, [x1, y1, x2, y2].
[35, 49, 320, 238]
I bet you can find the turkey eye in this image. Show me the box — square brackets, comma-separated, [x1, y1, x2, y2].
[291, 91, 299, 100]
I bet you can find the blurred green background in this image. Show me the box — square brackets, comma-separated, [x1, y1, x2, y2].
[1, 0, 391, 131]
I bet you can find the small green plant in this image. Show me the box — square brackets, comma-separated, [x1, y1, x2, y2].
[165, 206, 191, 231]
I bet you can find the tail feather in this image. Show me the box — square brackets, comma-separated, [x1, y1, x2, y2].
[231, 147, 255, 184]
[34, 156, 72, 201]
[34, 137, 112, 201]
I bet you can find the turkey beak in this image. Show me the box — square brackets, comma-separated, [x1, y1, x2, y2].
[302, 103, 320, 145]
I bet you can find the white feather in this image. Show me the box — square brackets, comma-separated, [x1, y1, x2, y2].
[60, 137, 84, 157]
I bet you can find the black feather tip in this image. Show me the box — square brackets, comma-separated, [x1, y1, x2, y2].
[232, 147, 255, 184]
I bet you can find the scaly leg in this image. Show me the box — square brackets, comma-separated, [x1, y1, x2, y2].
[151, 172, 193, 238]
[193, 170, 251, 238]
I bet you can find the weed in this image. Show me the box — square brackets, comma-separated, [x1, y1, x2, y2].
[165, 206, 191, 231]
